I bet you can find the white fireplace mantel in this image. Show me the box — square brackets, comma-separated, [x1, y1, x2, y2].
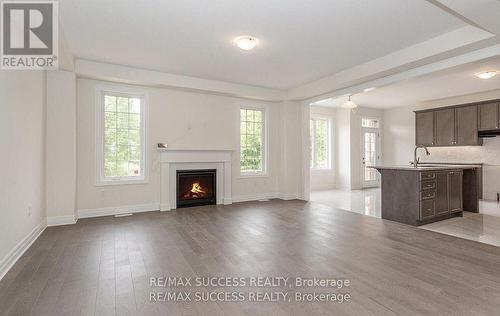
[158, 149, 232, 211]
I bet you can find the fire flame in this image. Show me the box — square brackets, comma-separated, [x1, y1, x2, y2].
[190, 182, 206, 195]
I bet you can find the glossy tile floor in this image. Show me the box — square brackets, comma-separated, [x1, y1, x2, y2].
[310, 188, 381, 218]
[2, 200, 500, 315]
[311, 188, 500, 247]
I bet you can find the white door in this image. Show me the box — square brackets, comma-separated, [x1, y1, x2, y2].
[362, 128, 380, 188]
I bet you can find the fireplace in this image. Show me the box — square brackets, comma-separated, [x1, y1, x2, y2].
[176, 169, 216, 208]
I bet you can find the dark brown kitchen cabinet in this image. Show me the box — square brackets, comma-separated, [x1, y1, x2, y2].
[478, 102, 499, 130]
[415, 111, 434, 146]
[455, 105, 480, 145]
[448, 171, 463, 213]
[435, 109, 455, 146]
[418, 170, 463, 222]
[435, 172, 449, 216]
[415, 101, 491, 146]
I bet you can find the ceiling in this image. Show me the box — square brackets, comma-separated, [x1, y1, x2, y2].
[59, 0, 466, 90]
[312, 56, 500, 109]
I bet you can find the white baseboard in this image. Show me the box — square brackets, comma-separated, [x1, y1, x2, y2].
[78, 203, 160, 219]
[223, 198, 233, 205]
[232, 193, 279, 203]
[0, 221, 46, 281]
[160, 203, 171, 212]
[47, 215, 76, 226]
[277, 193, 299, 200]
[232, 192, 301, 203]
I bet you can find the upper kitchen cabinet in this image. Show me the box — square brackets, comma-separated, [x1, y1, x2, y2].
[415, 101, 494, 147]
[415, 111, 435, 146]
[455, 105, 481, 146]
[435, 108, 455, 146]
[478, 102, 499, 130]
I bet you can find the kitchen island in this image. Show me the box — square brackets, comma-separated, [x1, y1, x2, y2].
[372, 164, 482, 226]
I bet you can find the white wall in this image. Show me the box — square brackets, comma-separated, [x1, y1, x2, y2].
[336, 108, 351, 190]
[383, 89, 500, 200]
[0, 70, 46, 273]
[46, 71, 77, 224]
[76, 79, 297, 212]
[279, 101, 303, 199]
[309, 106, 336, 191]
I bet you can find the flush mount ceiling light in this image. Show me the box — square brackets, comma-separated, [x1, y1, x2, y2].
[342, 95, 358, 109]
[234, 36, 258, 50]
[475, 71, 497, 80]
[363, 87, 376, 92]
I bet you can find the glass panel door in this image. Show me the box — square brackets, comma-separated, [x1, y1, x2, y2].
[362, 129, 379, 187]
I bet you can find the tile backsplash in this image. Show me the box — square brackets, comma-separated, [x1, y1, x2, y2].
[421, 137, 500, 200]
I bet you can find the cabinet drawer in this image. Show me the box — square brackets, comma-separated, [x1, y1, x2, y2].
[420, 172, 436, 180]
[421, 199, 436, 219]
[420, 190, 436, 200]
[421, 180, 436, 191]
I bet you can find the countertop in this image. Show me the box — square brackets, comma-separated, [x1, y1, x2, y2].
[370, 164, 482, 171]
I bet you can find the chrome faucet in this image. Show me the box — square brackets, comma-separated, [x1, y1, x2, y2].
[413, 145, 430, 168]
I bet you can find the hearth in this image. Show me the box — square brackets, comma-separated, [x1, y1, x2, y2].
[176, 169, 216, 208]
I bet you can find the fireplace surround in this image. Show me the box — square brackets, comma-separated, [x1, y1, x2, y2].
[176, 169, 216, 208]
[158, 149, 232, 211]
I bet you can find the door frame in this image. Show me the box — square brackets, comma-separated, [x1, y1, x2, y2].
[361, 118, 381, 188]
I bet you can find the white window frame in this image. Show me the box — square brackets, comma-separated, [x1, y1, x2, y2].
[310, 116, 332, 170]
[239, 105, 268, 177]
[95, 85, 148, 186]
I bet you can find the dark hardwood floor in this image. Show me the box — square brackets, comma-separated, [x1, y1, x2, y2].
[1, 200, 500, 315]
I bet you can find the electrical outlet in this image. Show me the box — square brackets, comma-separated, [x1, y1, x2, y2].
[27, 206, 31, 216]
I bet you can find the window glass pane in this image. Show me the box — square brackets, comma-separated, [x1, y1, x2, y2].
[117, 97, 128, 112]
[102, 93, 143, 179]
[104, 111, 117, 129]
[310, 118, 330, 169]
[240, 108, 264, 173]
[129, 98, 141, 113]
[362, 118, 379, 128]
[104, 95, 116, 112]
[129, 113, 140, 130]
[117, 113, 129, 129]
[310, 119, 314, 168]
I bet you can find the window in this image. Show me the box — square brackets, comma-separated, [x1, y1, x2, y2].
[362, 118, 379, 128]
[240, 107, 266, 175]
[310, 117, 331, 169]
[96, 88, 147, 185]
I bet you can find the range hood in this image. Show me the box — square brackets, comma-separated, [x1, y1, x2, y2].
[478, 129, 500, 138]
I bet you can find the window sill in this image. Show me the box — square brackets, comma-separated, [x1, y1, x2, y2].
[311, 168, 333, 173]
[238, 172, 269, 179]
[95, 179, 149, 186]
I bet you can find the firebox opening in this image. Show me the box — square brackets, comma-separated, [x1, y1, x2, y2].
[176, 169, 216, 208]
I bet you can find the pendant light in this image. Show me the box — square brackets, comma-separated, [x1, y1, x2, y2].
[342, 95, 358, 109]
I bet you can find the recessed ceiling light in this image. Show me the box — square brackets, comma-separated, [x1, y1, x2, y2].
[364, 87, 376, 92]
[234, 36, 258, 50]
[475, 71, 497, 80]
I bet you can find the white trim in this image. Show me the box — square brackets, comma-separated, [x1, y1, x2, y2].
[232, 193, 280, 203]
[239, 105, 269, 177]
[0, 221, 46, 281]
[47, 215, 76, 226]
[232, 193, 299, 203]
[78, 203, 160, 219]
[277, 193, 299, 200]
[76, 59, 286, 102]
[360, 116, 382, 189]
[95, 84, 149, 186]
